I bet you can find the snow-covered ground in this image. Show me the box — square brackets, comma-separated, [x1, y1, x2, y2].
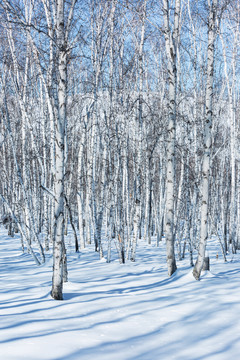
[1, 228, 240, 360]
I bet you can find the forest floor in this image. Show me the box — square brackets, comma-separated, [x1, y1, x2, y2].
[1, 228, 240, 360]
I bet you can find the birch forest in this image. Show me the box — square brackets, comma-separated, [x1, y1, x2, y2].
[0, 0, 239, 299]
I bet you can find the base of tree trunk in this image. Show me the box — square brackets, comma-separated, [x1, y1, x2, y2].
[202, 256, 210, 271]
[193, 256, 210, 280]
[51, 290, 63, 300]
[168, 262, 177, 277]
[192, 268, 200, 280]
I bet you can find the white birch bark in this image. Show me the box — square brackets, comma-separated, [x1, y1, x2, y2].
[51, 0, 76, 300]
[187, 0, 200, 257]
[51, 0, 66, 300]
[131, 0, 147, 260]
[163, 0, 180, 276]
[144, 152, 151, 244]
[174, 159, 184, 261]
[77, 130, 86, 249]
[193, 0, 218, 280]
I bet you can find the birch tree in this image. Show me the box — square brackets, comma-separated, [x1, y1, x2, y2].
[51, 0, 77, 300]
[163, 0, 180, 276]
[193, 0, 218, 280]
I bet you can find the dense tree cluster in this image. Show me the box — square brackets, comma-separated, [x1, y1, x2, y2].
[0, 0, 239, 298]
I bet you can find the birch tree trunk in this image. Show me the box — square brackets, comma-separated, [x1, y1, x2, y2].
[51, 0, 76, 300]
[131, 0, 147, 261]
[77, 130, 86, 250]
[193, 0, 217, 280]
[51, 0, 66, 300]
[163, 0, 180, 276]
